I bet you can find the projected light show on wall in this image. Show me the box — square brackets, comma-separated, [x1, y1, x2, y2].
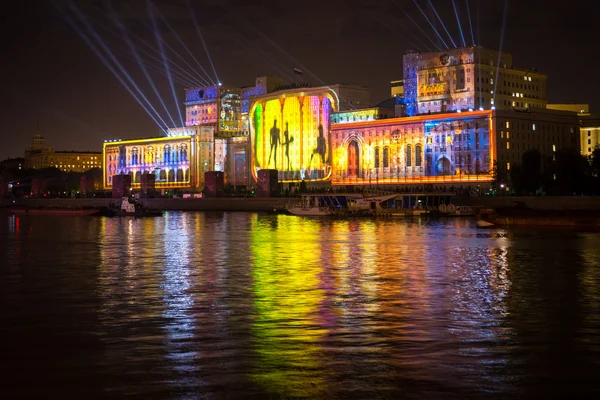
[330, 110, 493, 185]
[249, 88, 338, 182]
[103, 137, 193, 189]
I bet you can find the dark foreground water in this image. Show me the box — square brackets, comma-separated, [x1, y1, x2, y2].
[1, 211, 599, 399]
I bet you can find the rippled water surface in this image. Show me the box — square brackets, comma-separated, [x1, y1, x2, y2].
[1, 211, 600, 399]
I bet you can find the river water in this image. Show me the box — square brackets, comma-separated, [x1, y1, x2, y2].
[1, 211, 599, 399]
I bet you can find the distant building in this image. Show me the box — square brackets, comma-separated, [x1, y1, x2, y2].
[24, 130, 101, 172]
[391, 80, 404, 98]
[327, 84, 371, 111]
[580, 115, 600, 156]
[546, 103, 590, 116]
[546, 104, 598, 156]
[401, 46, 547, 116]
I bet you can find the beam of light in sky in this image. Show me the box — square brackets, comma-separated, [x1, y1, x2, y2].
[186, 0, 220, 85]
[54, 2, 169, 134]
[150, 1, 216, 86]
[452, 0, 467, 47]
[125, 3, 210, 86]
[427, 0, 457, 48]
[232, 34, 294, 81]
[239, 18, 357, 110]
[412, 0, 449, 49]
[466, 0, 476, 45]
[391, 0, 442, 51]
[146, 0, 184, 128]
[107, 1, 178, 129]
[131, 53, 199, 88]
[371, 12, 430, 52]
[392, 13, 435, 52]
[197, 7, 295, 82]
[97, 21, 206, 87]
[493, 0, 509, 106]
[65, 2, 171, 130]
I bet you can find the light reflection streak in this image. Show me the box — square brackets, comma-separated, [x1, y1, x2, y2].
[249, 215, 328, 398]
[161, 212, 202, 391]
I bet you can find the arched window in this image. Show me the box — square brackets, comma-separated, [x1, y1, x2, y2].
[146, 146, 154, 165]
[163, 145, 171, 163]
[374, 146, 380, 168]
[406, 145, 412, 167]
[131, 147, 139, 165]
[415, 145, 422, 167]
[383, 147, 390, 168]
[180, 144, 188, 162]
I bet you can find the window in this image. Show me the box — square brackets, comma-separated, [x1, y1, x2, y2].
[415, 145, 422, 167]
[383, 147, 389, 168]
[406, 145, 412, 167]
[374, 147, 380, 168]
[507, 162, 510, 170]
[506, 142, 510, 149]
[589, 139, 592, 145]
[506, 121, 510, 129]
[532, 123, 536, 131]
[589, 131, 592, 136]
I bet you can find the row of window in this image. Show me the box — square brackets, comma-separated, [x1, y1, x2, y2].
[371, 145, 423, 168]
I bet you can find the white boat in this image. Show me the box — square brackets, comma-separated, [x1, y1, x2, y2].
[347, 194, 399, 216]
[286, 194, 351, 216]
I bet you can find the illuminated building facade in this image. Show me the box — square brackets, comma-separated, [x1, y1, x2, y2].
[402, 46, 547, 116]
[580, 116, 600, 156]
[330, 108, 580, 187]
[249, 87, 338, 182]
[331, 110, 494, 185]
[102, 126, 214, 190]
[24, 130, 101, 172]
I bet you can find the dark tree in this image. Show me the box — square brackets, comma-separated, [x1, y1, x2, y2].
[511, 149, 542, 195]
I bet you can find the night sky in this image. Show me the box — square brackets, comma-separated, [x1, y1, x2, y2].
[1, 0, 598, 160]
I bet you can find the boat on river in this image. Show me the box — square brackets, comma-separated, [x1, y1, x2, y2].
[105, 197, 163, 217]
[286, 194, 356, 216]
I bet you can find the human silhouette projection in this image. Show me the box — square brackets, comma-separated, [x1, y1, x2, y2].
[309, 124, 326, 169]
[282, 122, 294, 171]
[267, 119, 280, 168]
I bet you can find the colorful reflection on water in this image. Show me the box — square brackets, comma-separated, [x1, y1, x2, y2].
[1, 211, 600, 399]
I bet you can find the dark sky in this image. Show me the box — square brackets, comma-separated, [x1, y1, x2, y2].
[1, 0, 598, 160]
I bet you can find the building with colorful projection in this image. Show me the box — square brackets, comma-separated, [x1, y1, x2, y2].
[402, 46, 547, 117]
[249, 86, 338, 183]
[101, 56, 580, 193]
[330, 108, 579, 187]
[102, 126, 214, 191]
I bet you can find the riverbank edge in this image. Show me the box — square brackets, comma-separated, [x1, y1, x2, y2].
[1, 196, 600, 212]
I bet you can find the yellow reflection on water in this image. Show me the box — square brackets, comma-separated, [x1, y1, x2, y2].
[249, 215, 329, 398]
